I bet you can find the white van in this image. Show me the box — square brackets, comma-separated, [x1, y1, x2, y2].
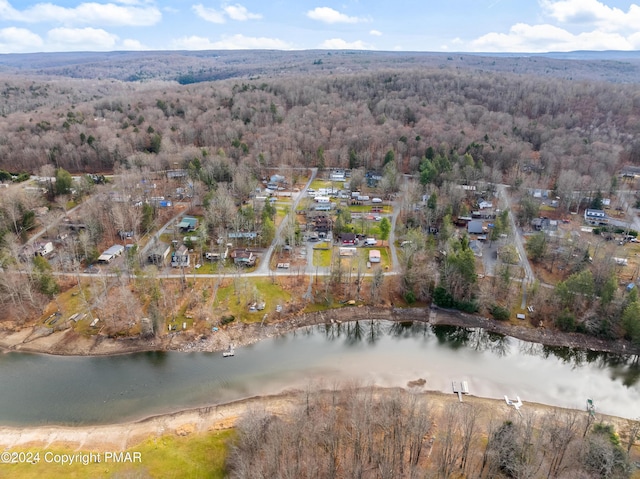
[371, 197, 383, 203]
[357, 195, 370, 201]
[364, 238, 377, 246]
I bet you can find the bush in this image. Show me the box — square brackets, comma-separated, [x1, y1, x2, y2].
[403, 290, 417, 304]
[220, 315, 235, 325]
[555, 309, 576, 332]
[490, 304, 510, 321]
[433, 286, 453, 308]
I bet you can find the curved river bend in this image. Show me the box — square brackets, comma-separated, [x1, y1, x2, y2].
[0, 321, 638, 426]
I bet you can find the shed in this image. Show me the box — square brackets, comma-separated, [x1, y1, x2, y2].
[369, 250, 381, 263]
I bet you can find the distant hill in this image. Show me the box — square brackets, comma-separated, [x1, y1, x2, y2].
[0, 50, 639, 84]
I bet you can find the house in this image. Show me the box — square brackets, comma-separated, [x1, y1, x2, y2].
[166, 169, 187, 179]
[314, 216, 332, 233]
[330, 169, 345, 181]
[467, 220, 485, 235]
[228, 231, 258, 239]
[34, 241, 54, 257]
[177, 216, 198, 232]
[171, 245, 190, 267]
[621, 165, 640, 178]
[270, 174, 285, 184]
[147, 244, 171, 265]
[98, 244, 125, 263]
[478, 199, 493, 209]
[339, 233, 357, 245]
[584, 209, 607, 225]
[369, 250, 381, 263]
[531, 218, 544, 231]
[231, 249, 256, 266]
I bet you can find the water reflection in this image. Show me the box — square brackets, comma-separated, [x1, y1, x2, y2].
[432, 324, 473, 349]
[1, 320, 639, 425]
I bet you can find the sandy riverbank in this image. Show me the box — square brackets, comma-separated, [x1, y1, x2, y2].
[1, 306, 638, 357]
[0, 388, 634, 453]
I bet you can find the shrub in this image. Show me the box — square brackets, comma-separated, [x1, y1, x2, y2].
[556, 309, 576, 332]
[490, 304, 510, 321]
[220, 315, 235, 325]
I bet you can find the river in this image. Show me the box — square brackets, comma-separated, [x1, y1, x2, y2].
[0, 321, 638, 426]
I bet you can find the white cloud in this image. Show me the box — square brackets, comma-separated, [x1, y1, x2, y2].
[47, 27, 119, 50]
[369, 29, 382, 36]
[171, 34, 292, 50]
[223, 4, 261, 21]
[541, 0, 640, 32]
[307, 7, 365, 24]
[0, 27, 43, 53]
[319, 38, 371, 49]
[192, 4, 226, 23]
[193, 3, 261, 23]
[0, 0, 161, 27]
[121, 38, 146, 50]
[470, 22, 634, 52]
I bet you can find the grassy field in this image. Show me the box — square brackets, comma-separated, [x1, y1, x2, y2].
[213, 277, 293, 322]
[313, 248, 332, 267]
[1, 430, 232, 479]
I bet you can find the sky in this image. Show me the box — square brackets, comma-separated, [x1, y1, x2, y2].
[0, 0, 639, 54]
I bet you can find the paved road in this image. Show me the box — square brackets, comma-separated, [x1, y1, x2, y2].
[497, 184, 535, 308]
[254, 168, 317, 275]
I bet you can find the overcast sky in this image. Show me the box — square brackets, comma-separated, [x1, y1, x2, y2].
[0, 0, 639, 54]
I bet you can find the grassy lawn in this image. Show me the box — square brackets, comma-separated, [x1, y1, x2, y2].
[348, 204, 392, 214]
[213, 278, 293, 322]
[310, 179, 333, 190]
[344, 221, 382, 237]
[2, 430, 232, 479]
[354, 247, 390, 270]
[313, 248, 332, 267]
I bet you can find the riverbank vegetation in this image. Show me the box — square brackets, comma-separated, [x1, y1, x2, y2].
[227, 386, 640, 479]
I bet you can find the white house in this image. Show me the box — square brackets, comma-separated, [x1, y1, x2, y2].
[98, 244, 125, 263]
[584, 209, 607, 225]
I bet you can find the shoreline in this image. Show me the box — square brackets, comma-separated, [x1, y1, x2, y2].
[0, 387, 631, 452]
[1, 305, 638, 358]
[1, 308, 638, 452]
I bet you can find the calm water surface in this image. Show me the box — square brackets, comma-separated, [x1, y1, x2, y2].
[0, 321, 638, 426]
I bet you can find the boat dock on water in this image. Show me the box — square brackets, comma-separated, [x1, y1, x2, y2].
[222, 344, 235, 357]
[452, 380, 469, 402]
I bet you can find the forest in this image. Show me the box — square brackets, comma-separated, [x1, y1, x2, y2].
[227, 386, 638, 479]
[1, 51, 640, 345]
